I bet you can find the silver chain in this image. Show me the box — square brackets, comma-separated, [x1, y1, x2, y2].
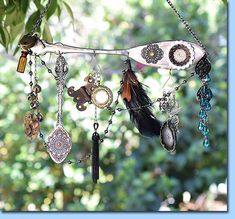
[31, 0, 51, 34]
[166, 0, 206, 52]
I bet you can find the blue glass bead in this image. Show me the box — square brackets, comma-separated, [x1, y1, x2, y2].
[202, 74, 211, 83]
[198, 121, 205, 131]
[203, 138, 210, 148]
[198, 110, 206, 119]
[205, 87, 213, 101]
[202, 126, 209, 135]
[202, 115, 208, 123]
[205, 101, 212, 111]
[200, 99, 207, 108]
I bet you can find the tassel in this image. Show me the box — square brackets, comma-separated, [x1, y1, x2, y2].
[121, 60, 161, 137]
[92, 132, 100, 183]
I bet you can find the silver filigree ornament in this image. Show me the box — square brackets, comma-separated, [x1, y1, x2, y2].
[141, 43, 164, 64]
[47, 54, 72, 163]
[159, 92, 180, 153]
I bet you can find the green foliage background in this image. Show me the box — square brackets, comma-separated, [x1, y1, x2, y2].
[0, 0, 227, 211]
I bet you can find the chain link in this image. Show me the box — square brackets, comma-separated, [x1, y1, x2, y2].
[165, 0, 207, 52]
[31, 0, 51, 34]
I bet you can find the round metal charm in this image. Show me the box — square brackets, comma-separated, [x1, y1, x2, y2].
[141, 43, 164, 64]
[47, 126, 72, 163]
[91, 85, 113, 109]
[168, 42, 194, 70]
[160, 120, 177, 153]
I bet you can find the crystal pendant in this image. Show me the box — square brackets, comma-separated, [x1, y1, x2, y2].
[47, 126, 72, 163]
[203, 137, 210, 148]
[198, 121, 204, 131]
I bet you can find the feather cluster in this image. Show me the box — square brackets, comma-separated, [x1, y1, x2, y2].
[121, 60, 161, 137]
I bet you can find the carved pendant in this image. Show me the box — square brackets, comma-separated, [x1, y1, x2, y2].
[47, 126, 72, 163]
[160, 120, 177, 153]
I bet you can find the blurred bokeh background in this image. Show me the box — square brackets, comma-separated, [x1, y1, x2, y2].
[0, 0, 227, 211]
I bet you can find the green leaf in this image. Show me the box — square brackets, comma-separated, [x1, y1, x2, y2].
[46, 0, 57, 19]
[25, 10, 40, 33]
[4, 10, 24, 26]
[13, 45, 20, 56]
[43, 21, 53, 43]
[4, 3, 15, 14]
[0, 27, 10, 49]
[57, 4, 62, 18]
[0, 26, 6, 46]
[63, 1, 74, 21]
[19, 0, 30, 14]
[222, 0, 227, 5]
[33, 0, 43, 10]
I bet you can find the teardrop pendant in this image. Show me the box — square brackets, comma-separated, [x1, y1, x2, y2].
[203, 137, 210, 148]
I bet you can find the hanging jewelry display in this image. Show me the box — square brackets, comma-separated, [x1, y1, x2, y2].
[16, 0, 214, 182]
[47, 54, 72, 163]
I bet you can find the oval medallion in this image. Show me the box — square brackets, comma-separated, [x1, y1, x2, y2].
[160, 120, 177, 153]
[47, 126, 72, 163]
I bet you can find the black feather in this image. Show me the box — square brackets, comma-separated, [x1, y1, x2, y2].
[121, 60, 161, 137]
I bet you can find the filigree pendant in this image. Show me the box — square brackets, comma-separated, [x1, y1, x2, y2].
[47, 126, 72, 163]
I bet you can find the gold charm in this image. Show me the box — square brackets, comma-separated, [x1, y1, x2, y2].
[17, 51, 28, 73]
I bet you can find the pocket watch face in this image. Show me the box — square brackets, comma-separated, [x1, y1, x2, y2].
[91, 85, 113, 109]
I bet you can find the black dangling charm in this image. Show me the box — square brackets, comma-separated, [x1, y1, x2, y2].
[195, 54, 212, 148]
[92, 122, 100, 183]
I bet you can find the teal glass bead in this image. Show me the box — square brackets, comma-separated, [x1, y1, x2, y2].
[202, 74, 211, 83]
[198, 110, 206, 119]
[198, 121, 205, 131]
[203, 138, 210, 148]
[205, 101, 212, 111]
[200, 99, 207, 107]
[202, 126, 209, 135]
[205, 87, 213, 101]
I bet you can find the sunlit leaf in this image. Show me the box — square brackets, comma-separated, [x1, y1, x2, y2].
[25, 11, 41, 33]
[63, 1, 74, 21]
[43, 21, 53, 43]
